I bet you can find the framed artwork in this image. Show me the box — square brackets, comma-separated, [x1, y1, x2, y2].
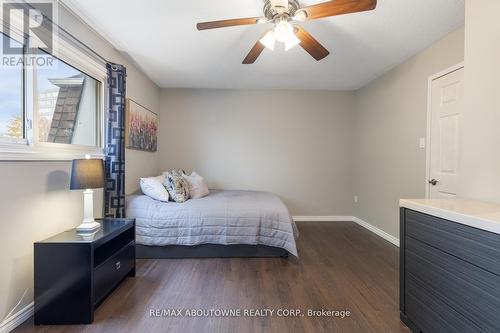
[125, 99, 158, 152]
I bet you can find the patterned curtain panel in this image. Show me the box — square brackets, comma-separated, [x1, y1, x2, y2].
[104, 63, 127, 218]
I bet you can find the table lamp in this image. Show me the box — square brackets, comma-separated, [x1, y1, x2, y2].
[70, 156, 105, 232]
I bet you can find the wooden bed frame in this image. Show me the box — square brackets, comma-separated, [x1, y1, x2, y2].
[136, 244, 289, 259]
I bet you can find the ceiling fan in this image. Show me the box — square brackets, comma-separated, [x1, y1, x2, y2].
[196, 0, 377, 64]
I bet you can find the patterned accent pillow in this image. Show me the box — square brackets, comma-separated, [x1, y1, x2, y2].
[164, 169, 190, 203]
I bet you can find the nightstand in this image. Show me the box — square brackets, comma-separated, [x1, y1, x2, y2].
[34, 218, 135, 325]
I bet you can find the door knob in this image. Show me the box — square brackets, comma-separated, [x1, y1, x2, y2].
[428, 179, 439, 186]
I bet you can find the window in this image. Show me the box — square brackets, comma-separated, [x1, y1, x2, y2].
[0, 30, 106, 160]
[0, 34, 24, 140]
[35, 51, 101, 147]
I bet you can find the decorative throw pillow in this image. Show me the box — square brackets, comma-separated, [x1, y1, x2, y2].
[182, 172, 209, 199]
[164, 170, 190, 203]
[161, 169, 186, 176]
[140, 175, 169, 202]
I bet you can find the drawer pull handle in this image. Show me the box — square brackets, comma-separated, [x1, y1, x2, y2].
[115, 261, 121, 270]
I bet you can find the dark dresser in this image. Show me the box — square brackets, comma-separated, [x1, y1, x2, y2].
[400, 199, 500, 333]
[34, 218, 135, 325]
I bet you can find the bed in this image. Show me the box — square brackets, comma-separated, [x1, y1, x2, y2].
[125, 190, 299, 258]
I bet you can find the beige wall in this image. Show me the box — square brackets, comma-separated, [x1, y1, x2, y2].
[0, 5, 160, 322]
[460, 0, 500, 202]
[158, 27, 465, 235]
[159, 89, 355, 216]
[353, 27, 465, 238]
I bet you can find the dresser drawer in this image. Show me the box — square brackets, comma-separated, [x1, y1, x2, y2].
[406, 236, 500, 332]
[405, 209, 500, 276]
[406, 275, 484, 333]
[93, 242, 135, 306]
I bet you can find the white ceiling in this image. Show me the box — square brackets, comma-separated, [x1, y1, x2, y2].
[62, 0, 465, 90]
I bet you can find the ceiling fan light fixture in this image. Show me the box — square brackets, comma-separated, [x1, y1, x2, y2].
[292, 10, 307, 22]
[273, 20, 300, 51]
[284, 32, 301, 51]
[259, 30, 276, 50]
[274, 20, 293, 43]
[197, 0, 378, 63]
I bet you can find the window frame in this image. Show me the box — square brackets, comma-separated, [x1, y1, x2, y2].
[0, 30, 27, 146]
[0, 21, 107, 161]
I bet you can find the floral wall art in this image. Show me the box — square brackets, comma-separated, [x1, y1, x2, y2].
[125, 99, 158, 152]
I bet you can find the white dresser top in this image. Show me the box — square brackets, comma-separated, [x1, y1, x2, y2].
[399, 199, 500, 235]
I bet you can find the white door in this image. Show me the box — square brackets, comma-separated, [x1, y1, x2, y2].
[428, 67, 464, 198]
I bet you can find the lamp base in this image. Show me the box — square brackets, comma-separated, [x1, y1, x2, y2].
[78, 189, 100, 233]
[76, 221, 101, 232]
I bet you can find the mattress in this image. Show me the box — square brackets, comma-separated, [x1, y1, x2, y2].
[126, 190, 299, 256]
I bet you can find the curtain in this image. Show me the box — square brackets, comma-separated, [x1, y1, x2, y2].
[104, 63, 127, 218]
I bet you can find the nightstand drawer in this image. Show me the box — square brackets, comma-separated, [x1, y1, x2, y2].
[94, 242, 135, 306]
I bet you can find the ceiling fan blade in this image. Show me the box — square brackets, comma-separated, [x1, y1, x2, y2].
[295, 26, 330, 61]
[197, 17, 263, 30]
[242, 31, 270, 64]
[303, 0, 377, 21]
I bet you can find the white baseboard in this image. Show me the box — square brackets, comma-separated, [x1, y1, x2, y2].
[292, 216, 354, 222]
[352, 217, 400, 247]
[292, 216, 400, 247]
[0, 302, 33, 333]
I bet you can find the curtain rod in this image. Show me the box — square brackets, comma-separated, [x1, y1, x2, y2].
[55, 23, 109, 66]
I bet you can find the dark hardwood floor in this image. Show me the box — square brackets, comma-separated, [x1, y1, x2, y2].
[16, 222, 410, 333]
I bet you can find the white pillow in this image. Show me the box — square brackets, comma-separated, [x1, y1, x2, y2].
[140, 175, 169, 202]
[182, 172, 209, 199]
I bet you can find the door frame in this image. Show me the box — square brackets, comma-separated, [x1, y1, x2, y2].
[425, 62, 464, 198]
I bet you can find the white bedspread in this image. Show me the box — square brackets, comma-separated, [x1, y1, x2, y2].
[126, 190, 299, 256]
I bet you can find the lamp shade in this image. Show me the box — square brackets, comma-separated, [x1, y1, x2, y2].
[70, 159, 105, 190]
